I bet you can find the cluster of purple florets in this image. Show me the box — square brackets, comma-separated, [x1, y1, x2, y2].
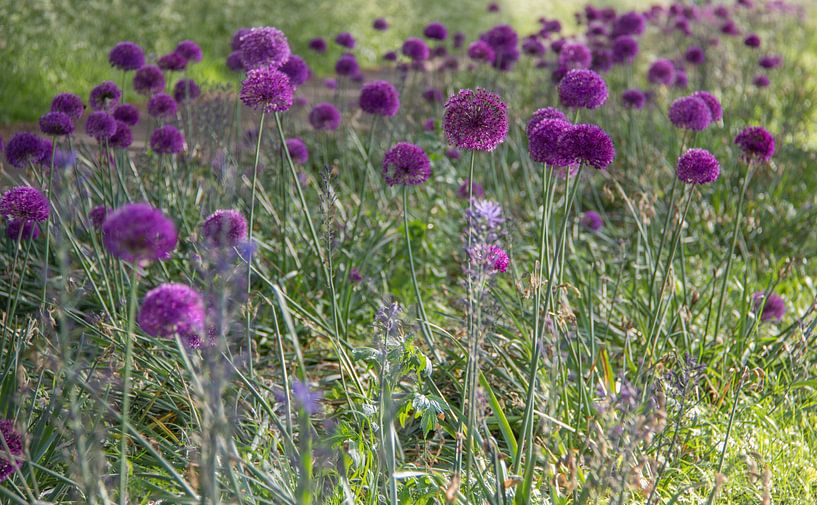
[443, 88, 508, 152]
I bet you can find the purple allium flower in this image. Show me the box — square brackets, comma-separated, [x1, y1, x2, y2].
[668, 96, 712, 131]
[240, 27, 291, 69]
[373, 18, 389, 31]
[453, 31, 465, 49]
[424, 22, 448, 40]
[422, 87, 444, 103]
[591, 49, 613, 73]
[674, 70, 689, 89]
[402, 37, 430, 62]
[334, 53, 359, 76]
[226, 51, 245, 72]
[759, 54, 782, 69]
[308, 37, 327, 53]
[752, 291, 785, 322]
[138, 283, 205, 344]
[323, 78, 337, 90]
[89, 81, 121, 111]
[150, 125, 185, 154]
[676, 148, 720, 184]
[108, 41, 145, 71]
[5, 219, 40, 241]
[102, 203, 177, 262]
[612, 35, 639, 64]
[580, 210, 603, 231]
[285, 137, 309, 165]
[550, 39, 566, 53]
[349, 267, 363, 283]
[382, 142, 431, 186]
[39, 111, 74, 136]
[231, 28, 251, 50]
[487, 2, 500, 12]
[335, 32, 356, 48]
[522, 37, 545, 57]
[422, 118, 435, 132]
[175, 40, 203, 62]
[734, 126, 775, 162]
[4, 133, 49, 168]
[526, 107, 568, 137]
[446, 148, 461, 161]
[468, 40, 496, 63]
[280, 55, 311, 86]
[621, 89, 646, 109]
[133, 65, 165, 96]
[558, 123, 615, 170]
[612, 11, 646, 37]
[359, 80, 400, 116]
[110, 121, 133, 149]
[558, 43, 592, 69]
[0, 419, 23, 483]
[383, 51, 398, 62]
[744, 33, 761, 48]
[443, 88, 508, 152]
[240, 67, 293, 113]
[113, 104, 140, 126]
[0, 186, 49, 222]
[528, 119, 575, 167]
[480, 24, 518, 54]
[457, 179, 484, 199]
[559, 69, 608, 109]
[753, 74, 770, 88]
[147, 93, 178, 119]
[308, 102, 341, 131]
[158, 52, 187, 71]
[89, 205, 108, 229]
[51, 93, 85, 120]
[720, 20, 740, 36]
[85, 111, 117, 141]
[691, 91, 723, 122]
[647, 59, 675, 85]
[685, 45, 705, 65]
[486, 244, 509, 272]
[201, 209, 248, 247]
[173, 79, 201, 103]
[292, 379, 322, 415]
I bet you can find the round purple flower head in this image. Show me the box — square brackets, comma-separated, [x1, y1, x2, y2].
[335, 32, 356, 49]
[424, 22, 448, 40]
[0, 420, 23, 483]
[753, 291, 785, 322]
[668, 96, 712, 131]
[647, 59, 675, 85]
[677, 148, 719, 184]
[138, 283, 205, 346]
[580, 211, 603, 232]
[226, 51, 245, 72]
[201, 209, 248, 247]
[89, 81, 121, 111]
[102, 203, 177, 263]
[373, 18, 389, 31]
[443, 88, 508, 152]
[89, 205, 108, 229]
[359, 80, 400, 116]
[324, 78, 337, 90]
[759, 55, 782, 69]
[5, 133, 49, 168]
[526, 107, 568, 137]
[558, 43, 592, 69]
[158, 52, 187, 71]
[734, 126, 775, 162]
[0, 186, 49, 222]
[286, 137, 309, 165]
[384, 51, 398, 62]
[6, 219, 40, 241]
[621, 89, 646, 109]
[173, 79, 201, 103]
[85, 111, 117, 141]
[240, 67, 293, 113]
[150, 125, 185, 154]
[110, 121, 133, 149]
[335, 53, 359, 76]
[691, 91, 723, 122]
[753, 74, 770, 88]
[457, 179, 484, 199]
[402, 37, 430, 62]
[612, 35, 639, 64]
[113, 103, 140, 126]
[51, 93, 85, 120]
[280, 55, 311, 86]
[133, 65, 166, 96]
[468, 41, 496, 63]
[559, 69, 608, 109]
[522, 37, 545, 56]
[487, 2, 500, 12]
[744, 33, 761, 48]
[528, 119, 575, 167]
[382, 142, 431, 186]
[486, 245, 509, 272]
[109, 41, 145, 71]
[558, 123, 615, 170]
[308, 37, 327, 53]
[231, 28, 251, 50]
[685, 46, 705, 65]
[147, 93, 178, 120]
[308, 103, 341, 131]
[39, 111, 74, 136]
[176, 40, 203, 63]
[240, 27, 291, 69]
[480, 24, 518, 53]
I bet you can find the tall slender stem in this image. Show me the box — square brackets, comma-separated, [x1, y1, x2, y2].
[403, 187, 437, 355]
[119, 264, 140, 504]
[41, 139, 57, 307]
[245, 111, 266, 378]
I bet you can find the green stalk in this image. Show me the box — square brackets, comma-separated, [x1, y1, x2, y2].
[118, 264, 140, 504]
[245, 111, 266, 378]
[402, 186, 437, 356]
[41, 138, 57, 307]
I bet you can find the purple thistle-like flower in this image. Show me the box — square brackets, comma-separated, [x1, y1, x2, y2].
[612, 11, 646, 37]
[240, 27, 290, 69]
[759, 54, 782, 69]
[559, 69, 608, 109]
[744, 33, 761, 48]
[102, 203, 177, 263]
[468, 41, 496, 63]
[5, 219, 40, 241]
[53, 148, 76, 170]
[685, 46, 705, 65]
[308, 102, 341, 131]
[753, 74, 770, 88]
[113, 104, 140, 126]
[487, 2, 500, 12]
[173, 79, 201, 103]
[5, 133, 49, 168]
[51, 93, 85, 120]
[231, 28, 251, 50]
[308, 37, 327, 53]
[382, 142, 431, 186]
[147, 93, 178, 119]
[280, 55, 311, 86]
[677, 148, 720, 184]
[384, 51, 398, 62]
[402, 37, 430, 62]
[89, 81, 121, 111]
[591, 48, 613, 73]
[286, 137, 309, 165]
[110, 121, 133, 149]
[423, 118, 436, 132]
[422, 87, 444, 103]
[176, 40, 203, 63]
[324, 78, 338, 90]
[109, 41, 145, 71]
[240, 66, 293, 113]
[558, 123, 615, 170]
[674, 71, 689, 89]
[226, 51, 245, 72]
[424, 22, 448, 40]
[349, 267, 363, 283]
[443, 88, 508, 152]
[85, 111, 117, 141]
[335, 53, 359, 76]
[558, 43, 592, 69]
[621, 89, 646, 109]
[753, 291, 785, 322]
[669, 96, 712, 131]
[138, 283, 205, 346]
[335, 32, 356, 49]
[734, 126, 775, 162]
[133, 65, 166, 96]
[158, 52, 187, 71]
[457, 179, 484, 199]
[486, 245, 509, 272]
[89, 205, 108, 229]
[526, 107, 568, 137]
[0, 419, 23, 483]
[39, 111, 74, 136]
[359, 80, 400, 116]
[612, 35, 639, 64]
[528, 119, 575, 167]
[0, 186, 49, 222]
[691, 91, 723, 122]
[150, 125, 185, 154]
[480, 24, 518, 54]
[580, 210, 604, 232]
[470, 198, 505, 228]
[647, 59, 675, 85]
[201, 209, 248, 247]
[292, 379, 322, 415]
[373, 18, 389, 31]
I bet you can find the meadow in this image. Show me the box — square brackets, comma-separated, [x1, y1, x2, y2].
[2, 0, 817, 504]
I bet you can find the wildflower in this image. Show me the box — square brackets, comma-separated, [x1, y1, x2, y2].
[158, 52, 187, 71]
[752, 291, 785, 322]
[113, 104, 140, 126]
[557, 123, 616, 170]
[110, 121, 133, 149]
[677, 148, 720, 184]
[292, 379, 322, 414]
[744, 33, 761, 48]
[201, 209, 248, 247]
[668, 96, 712, 131]
[611, 35, 639, 63]
[226, 51, 245, 72]
[5, 133, 50, 168]
[102, 203, 177, 263]
[685, 46, 705, 65]
[691, 91, 723, 122]
[308, 37, 327, 53]
[335, 32, 356, 48]
[39, 112, 74, 136]
[138, 283, 205, 347]
[528, 118, 575, 167]
[150, 125, 185, 154]
[580, 211, 603, 231]
[753, 74, 770, 88]
[525, 107, 568, 137]
[280, 55, 311, 86]
[382, 142, 431, 186]
[373, 18, 389, 31]
[5, 220, 39, 241]
[240, 27, 291, 69]
[175, 40, 203, 63]
[286, 137, 309, 165]
[109, 41, 145, 71]
[89, 81, 121, 111]
[402, 37, 430, 61]
[335, 53, 359, 76]
[147, 93, 178, 119]
[734, 126, 775, 162]
[173, 79, 201, 103]
[308, 103, 341, 131]
[647, 59, 675, 85]
[558, 43, 592, 69]
[621, 89, 646, 109]
[0, 420, 23, 483]
[240, 66, 293, 113]
[359, 80, 400, 116]
[558, 69, 608, 109]
[51, 93, 85, 120]
[424, 22, 448, 40]
[133, 65, 166, 96]
[85, 111, 117, 141]
[611, 11, 646, 37]
[443, 88, 508, 152]
[457, 179, 484, 199]
[467, 41, 496, 63]
[89, 205, 108, 229]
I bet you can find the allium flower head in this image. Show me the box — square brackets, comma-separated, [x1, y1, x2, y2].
[558, 43, 592, 69]
[109, 41, 145, 71]
[744, 33, 761, 48]
[240, 27, 291, 69]
[173, 79, 201, 103]
[89, 81, 121, 111]
[558, 123, 615, 170]
[335, 53, 359, 76]
[308, 102, 341, 131]
[150, 125, 185, 154]
[447, 148, 462, 161]
[443, 88, 508, 152]
[479, 24, 518, 54]
[89, 205, 108, 229]
[753, 74, 770, 88]
[759, 54, 782, 69]
[308, 37, 327, 53]
[528, 119, 575, 167]
[280, 55, 311, 86]
[39, 111, 74, 136]
[335, 32, 356, 48]
[226, 51, 245, 72]
[373, 18, 389, 31]
[382, 142, 431, 186]
[580, 211, 603, 231]
[175, 40, 203, 62]
[424, 22, 448, 40]
[668, 96, 712, 131]
[147, 93, 178, 119]
[422, 87, 444, 103]
[647, 59, 675, 85]
[734, 126, 775, 162]
[612, 11, 646, 37]
[6, 219, 39, 241]
[359, 80, 400, 116]
[559, 69, 608, 109]
[753, 291, 785, 322]
[677, 148, 720, 184]
[612, 35, 639, 63]
[286, 137, 309, 165]
[691, 91, 723, 122]
[621, 89, 646, 109]
[0, 420, 23, 483]
[526, 107, 568, 137]
[231, 28, 251, 50]
[110, 121, 133, 149]
[85, 111, 117, 141]
[240, 66, 293, 113]
[201, 209, 248, 247]
[468, 41, 496, 63]
[0, 186, 49, 222]
[51, 93, 85, 120]
[522, 37, 545, 56]
[113, 104, 140, 125]
[133, 65, 166, 96]
[102, 203, 177, 262]
[158, 52, 187, 71]
[685, 46, 705, 65]
[138, 283, 205, 345]
[5, 133, 49, 168]
[402, 37, 430, 61]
